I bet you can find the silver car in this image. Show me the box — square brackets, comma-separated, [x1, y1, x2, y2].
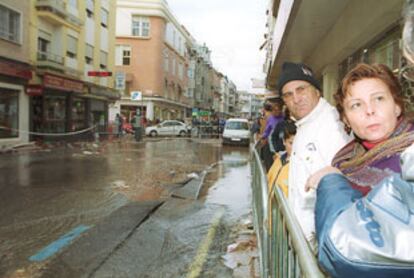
[145, 120, 189, 137]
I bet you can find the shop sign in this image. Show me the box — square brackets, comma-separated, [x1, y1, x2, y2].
[199, 110, 210, 116]
[88, 71, 112, 77]
[90, 86, 121, 99]
[115, 72, 125, 90]
[43, 74, 83, 93]
[25, 85, 43, 96]
[192, 108, 199, 116]
[0, 60, 32, 80]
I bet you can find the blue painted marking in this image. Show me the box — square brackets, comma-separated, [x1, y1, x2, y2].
[29, 225, 90, 262]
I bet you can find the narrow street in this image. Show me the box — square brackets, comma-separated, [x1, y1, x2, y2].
[0, 137, 256, 278]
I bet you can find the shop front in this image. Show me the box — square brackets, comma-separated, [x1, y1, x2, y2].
[87, 84, 120, 134]
[29, 73, 88, 141]
[0, 57, 32, 148]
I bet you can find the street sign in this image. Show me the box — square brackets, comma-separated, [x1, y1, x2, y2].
[131, 91, 142, 101]
[115, 72, 125, 90]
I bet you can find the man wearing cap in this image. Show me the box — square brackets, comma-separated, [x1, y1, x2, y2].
[277, 62, 352, 246]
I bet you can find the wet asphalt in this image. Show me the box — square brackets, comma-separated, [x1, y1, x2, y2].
[0, 137, 252, 277]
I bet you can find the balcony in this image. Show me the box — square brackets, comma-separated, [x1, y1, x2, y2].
[36, 0, 83, 29]
[37, 51, 65, 72]
[36, 0, 66, 18]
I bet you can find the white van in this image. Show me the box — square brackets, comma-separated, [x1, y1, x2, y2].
[222, 118, 250, 146]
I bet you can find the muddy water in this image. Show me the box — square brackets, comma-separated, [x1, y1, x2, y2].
[0, 139, 224, 276]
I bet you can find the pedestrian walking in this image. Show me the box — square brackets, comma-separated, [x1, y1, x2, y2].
[115, 113, 123, 138]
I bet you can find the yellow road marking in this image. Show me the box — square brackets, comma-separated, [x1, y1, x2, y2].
[187, 208, 225, 278]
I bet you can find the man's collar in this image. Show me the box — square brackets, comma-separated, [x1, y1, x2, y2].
[295, 98, 327, 127]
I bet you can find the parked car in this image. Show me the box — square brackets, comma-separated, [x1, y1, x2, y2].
[222, 118, 250, 146]
[145, 120, 190, 137]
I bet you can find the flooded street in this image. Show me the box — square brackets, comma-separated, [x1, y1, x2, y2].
[0, 138, 255, 277]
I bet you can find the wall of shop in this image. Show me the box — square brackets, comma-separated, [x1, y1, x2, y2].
[0, 82, 29, 148]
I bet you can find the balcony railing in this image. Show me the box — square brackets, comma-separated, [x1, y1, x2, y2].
[36, 0, 66, 17]
[37, 51, 65, 72]
[37, 51, 64, 65]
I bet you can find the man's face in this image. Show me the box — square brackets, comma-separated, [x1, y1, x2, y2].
[281, 80, 320, 120]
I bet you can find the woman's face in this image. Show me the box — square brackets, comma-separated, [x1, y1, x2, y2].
[343, 78, 401, 143]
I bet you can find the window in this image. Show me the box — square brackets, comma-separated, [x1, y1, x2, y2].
[44, 96, 66, 133]
[172, 58, 176, 76]
[0, 89, 19, 138]
[101, 8, 108, 28]
[37, 30, 51, 60]
[100, 50, 108, 69]
[115, 45, 131, 66]
[131, 16, 150, 37]
[163, 51, 169, 72]
[86, 0, 94, 17]
[122, 48, 131, 65]
[66, 35, 78, 58]
[187, 68, 193, 79]
[72, 98, 86, 131]
[0, 4, 21, 44]
[85, 44, 94, 64]
[178, 62, 183, 79]
[164, 79, 168, 98]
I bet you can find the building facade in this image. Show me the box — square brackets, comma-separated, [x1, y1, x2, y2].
[0, 0, 32, 148]
[237, 90, 251, 119]
[115, 0, 194, 123]
[264, 0, 408, 110]
[27, 0, 119, 141]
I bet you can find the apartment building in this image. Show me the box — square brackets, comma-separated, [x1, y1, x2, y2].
[264, 0, 407, 110]
[0, 1, 32, 148]
[237, 90, 250, 118]
[191, 43, 213, 113]
[29, 0, 118, 140]
[228, 81, 236, 116]
[211, 69, 222, 115]
[115, 0, 193, 122]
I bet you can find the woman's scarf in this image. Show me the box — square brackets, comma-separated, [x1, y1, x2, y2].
[332, 118, 414, 194]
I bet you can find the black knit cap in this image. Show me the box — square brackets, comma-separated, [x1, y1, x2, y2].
[277, 62, 321, 92]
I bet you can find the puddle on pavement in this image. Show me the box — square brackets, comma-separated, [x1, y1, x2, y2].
[0, 139, 226, 276]
[200, 146, 251, 221]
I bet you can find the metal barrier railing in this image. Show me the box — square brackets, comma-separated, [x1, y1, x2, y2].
[191, 124, 222, 139]
[251, 144, 325, 278]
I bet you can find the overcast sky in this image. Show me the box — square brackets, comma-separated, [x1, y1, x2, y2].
[167, 0, 267, 91]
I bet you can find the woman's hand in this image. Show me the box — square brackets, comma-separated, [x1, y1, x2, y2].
[305, 166, 342, 192]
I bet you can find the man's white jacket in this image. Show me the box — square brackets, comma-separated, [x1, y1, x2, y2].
[288, 98, 352, 241]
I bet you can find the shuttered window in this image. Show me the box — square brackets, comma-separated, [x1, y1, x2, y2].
[85, 44, 94, 64]
[100, 51, 108, 69]
[0, 4, 21, 43]
[67, 35, 78, 58]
